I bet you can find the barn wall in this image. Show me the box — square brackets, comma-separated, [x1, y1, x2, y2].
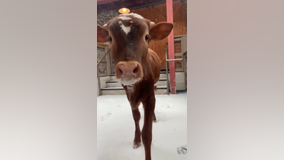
[132, 0, 187, 69]
[185, 0, 187, 29]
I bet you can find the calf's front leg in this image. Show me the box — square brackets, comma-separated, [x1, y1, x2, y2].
[142, 95, 155, 160]
[132, 109, 141, 149]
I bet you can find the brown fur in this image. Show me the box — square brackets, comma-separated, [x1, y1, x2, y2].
[97, 13, 173, 160]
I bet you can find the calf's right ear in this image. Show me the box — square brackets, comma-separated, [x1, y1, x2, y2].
[97, 25, 109, 43]
[149, 22, 173, 41]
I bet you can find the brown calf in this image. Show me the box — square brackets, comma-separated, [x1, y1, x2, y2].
[97, 13, 173, 160]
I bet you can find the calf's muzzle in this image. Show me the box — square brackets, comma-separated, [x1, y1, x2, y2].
[115, 61, 143, 85]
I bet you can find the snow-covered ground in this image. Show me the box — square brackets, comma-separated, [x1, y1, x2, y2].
[97, 92, 187, 160]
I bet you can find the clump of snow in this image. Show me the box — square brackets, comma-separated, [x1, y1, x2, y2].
[97, 92, 187, 160]
[118, 16, 132, 21]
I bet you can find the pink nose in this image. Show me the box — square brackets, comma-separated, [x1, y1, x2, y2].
[115, 61, 143, 80]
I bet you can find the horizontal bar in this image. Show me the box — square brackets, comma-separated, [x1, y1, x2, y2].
[175, 53, 182, 56]
[166, 58, 182, 62]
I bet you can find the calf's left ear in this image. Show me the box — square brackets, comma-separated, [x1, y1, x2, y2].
[97, 25, 109, 43]
[149, 22, 173, 41]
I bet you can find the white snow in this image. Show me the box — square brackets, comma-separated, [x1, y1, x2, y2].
[118, 16, 132, 21]
[97, 92, 187, 160]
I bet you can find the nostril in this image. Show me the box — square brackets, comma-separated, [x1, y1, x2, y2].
[118, 68, 123, 75]
[133, 67, 138, 74]
[115, 65, 124, 79]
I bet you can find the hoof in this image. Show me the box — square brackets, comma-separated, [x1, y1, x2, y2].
[133, 141, 141, 149]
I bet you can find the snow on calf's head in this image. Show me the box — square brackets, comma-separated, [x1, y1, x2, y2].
[117, 13, 145, 35]
[118, 16, 132, 21]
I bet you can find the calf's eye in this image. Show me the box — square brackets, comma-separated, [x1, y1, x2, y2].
[145, 35, 149, 41]
[108, 36, 112, 42]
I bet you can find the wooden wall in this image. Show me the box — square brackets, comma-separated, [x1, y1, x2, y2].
[132, 1, 187, 69]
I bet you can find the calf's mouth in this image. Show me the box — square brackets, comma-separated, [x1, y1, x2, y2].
[119, 77, 141, 87]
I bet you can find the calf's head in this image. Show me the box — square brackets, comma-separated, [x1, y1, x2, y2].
[97, 13, 173, 86]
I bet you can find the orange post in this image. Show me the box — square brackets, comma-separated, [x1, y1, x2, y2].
[166, 0, 176, 94]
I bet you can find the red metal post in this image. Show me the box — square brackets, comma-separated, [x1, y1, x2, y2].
[166, 0, 176, 94]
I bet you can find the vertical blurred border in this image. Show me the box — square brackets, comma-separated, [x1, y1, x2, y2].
[188, 0, 284, 160]
[0, 0, 97, 160]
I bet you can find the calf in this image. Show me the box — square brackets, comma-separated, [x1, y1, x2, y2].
[97, 13, 173, 160]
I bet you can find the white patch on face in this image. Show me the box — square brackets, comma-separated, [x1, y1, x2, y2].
[103, 24, 107, 26]
[116, 13, 144, 35]
[120, 25, 131, 35]
[118, 21, 131, 35]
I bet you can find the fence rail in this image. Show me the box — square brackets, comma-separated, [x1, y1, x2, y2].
[97, 45, 111, 96]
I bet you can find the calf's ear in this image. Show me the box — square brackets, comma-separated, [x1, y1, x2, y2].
[97, 25, 109, 43]
[149, 22, 173, 41]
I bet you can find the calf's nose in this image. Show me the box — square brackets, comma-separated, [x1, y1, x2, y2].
[115, 61, 143, 80]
